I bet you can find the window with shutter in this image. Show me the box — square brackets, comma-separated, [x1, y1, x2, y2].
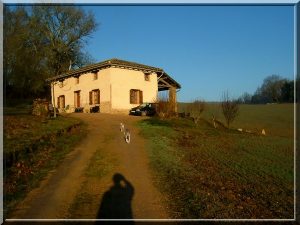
[89, 91, 92, 105]
[130, 89, 135, 104]
[90, 89, 100, 104]
[97, 90, 100, 104]
[139, 91, 143, 104]
[94, 91, 96, 104]
[94, 90, 97, 104]
[130, 89, 142, 104]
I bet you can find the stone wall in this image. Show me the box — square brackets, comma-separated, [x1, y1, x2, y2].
[32, 99, 49, 117]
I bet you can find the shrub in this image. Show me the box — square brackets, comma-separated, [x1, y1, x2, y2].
[186, 99, 205, 124]
[155, 95, 176, 119]
[221, 91, 239, 128]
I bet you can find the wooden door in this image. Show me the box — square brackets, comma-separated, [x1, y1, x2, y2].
[57, 97, 60, 108]
[74, 91, 80, 107]
[58, 96, 65, 109]
[61, 95, 65, 108]
[77, 92, 80, 107]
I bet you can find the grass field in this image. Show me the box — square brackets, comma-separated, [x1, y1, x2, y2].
[138, 103, 294, 219]
[4, 113, 87, 217]
[178, 103, 294, 138]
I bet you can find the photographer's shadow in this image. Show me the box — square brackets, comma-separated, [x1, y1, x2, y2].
[97, 173, 134, 219]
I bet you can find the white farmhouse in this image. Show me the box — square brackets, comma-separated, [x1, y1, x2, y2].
[47, 58, 181, 114]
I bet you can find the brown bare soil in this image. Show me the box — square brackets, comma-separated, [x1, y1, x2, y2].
[8, 113, 169, 219]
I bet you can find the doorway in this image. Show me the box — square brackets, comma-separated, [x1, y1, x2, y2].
[57, 95, 65, 109]
[74, 91, 81, 107]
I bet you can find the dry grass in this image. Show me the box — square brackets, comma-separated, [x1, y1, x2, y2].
[4, 114, 86, 217]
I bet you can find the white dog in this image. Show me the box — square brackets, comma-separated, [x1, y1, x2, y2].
[120, 122, 130, 144]
[124, 128, 131, 144]
[120, 122, 125, 132]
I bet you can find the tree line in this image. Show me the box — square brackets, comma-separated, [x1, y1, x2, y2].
[238, 75, 295, 104]
[4, 5, 98, 104]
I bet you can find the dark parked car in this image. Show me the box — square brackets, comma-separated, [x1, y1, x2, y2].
[129, 103, 157, 116]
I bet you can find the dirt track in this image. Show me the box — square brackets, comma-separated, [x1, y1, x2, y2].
[10, 113, 169, 219]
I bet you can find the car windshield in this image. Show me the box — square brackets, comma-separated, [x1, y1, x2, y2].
[138, 103, 147, 108]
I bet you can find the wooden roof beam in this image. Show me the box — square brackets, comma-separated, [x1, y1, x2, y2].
[159, 79, 173, 87]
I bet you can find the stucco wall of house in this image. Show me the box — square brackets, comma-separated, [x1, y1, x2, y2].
[52, 67, 158, 114]
[52, 68, 111, 112]
[109, 67, 158, 113]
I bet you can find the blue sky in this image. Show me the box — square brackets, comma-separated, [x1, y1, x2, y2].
[82, 5, 294, 102]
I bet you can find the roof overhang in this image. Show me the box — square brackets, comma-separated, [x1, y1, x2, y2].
[46, 58, 181, 90]
[157, 71, 181, 91]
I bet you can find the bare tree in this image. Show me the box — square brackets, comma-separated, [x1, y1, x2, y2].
[187, 99, 205, 124]
[221, 92, 239, 128]
[31, 5, 98, 77]
[238, 92, 252, 104]
[260, 75, 286, 103]
[4, 5, 98, 101]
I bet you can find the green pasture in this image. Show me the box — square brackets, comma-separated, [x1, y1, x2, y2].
[178, 103, 294, 138]
[138, 103, 294, 219]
